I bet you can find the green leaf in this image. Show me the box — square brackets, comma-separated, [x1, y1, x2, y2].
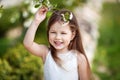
[34, 4, 40, 8]
[64, 12, 70, 21]
[33, 0, 57, 11]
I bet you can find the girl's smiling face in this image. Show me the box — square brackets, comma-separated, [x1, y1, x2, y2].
[49, 22, 75, 53]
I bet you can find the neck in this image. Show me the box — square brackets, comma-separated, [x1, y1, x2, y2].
[56, 49, 70, 54]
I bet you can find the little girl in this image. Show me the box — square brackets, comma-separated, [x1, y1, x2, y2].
[23, 6, 91, 80]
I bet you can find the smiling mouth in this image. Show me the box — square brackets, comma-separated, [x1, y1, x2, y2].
[54, 41, 63, 46]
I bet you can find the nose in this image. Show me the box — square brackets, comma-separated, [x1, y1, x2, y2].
[55, 34, 61, 40]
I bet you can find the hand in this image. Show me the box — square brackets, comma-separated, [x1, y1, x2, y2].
[34, 6, 48, 23]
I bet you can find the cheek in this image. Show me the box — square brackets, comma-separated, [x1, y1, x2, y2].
[67, 34, 74, 41]
[48, 34, 54, 43]
[65, 36, 72, 43]
[49, 34, 54, 39]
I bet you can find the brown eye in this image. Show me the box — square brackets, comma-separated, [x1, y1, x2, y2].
[61, 32, 67, 34]
[50, 32, 56, 33]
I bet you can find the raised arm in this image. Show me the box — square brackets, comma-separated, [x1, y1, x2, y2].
[23, 6, 49, 61]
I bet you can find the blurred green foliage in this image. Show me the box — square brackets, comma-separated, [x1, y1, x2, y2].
[0, 7, 20, 36]
[0, 44, 43, 80]
[0, 38, 12, 56]
[92, 3, 120, 80]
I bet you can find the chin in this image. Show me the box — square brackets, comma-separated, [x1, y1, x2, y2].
[53, 46, 64, 50]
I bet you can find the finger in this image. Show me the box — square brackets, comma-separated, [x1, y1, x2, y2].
[41, 6, 48, 12]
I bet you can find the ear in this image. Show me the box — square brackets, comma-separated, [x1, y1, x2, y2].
[71, 31, 76, 41]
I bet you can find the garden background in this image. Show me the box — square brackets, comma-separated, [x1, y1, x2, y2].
[0, 0, 120, 80]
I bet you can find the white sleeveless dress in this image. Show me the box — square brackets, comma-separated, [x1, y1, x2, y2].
[44, 50, 78, 80]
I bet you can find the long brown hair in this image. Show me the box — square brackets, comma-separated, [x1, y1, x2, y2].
[47, 9, 91, 77]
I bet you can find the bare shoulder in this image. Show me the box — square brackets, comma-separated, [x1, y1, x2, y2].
[77, 52, 91, 80]
[77, 52, 88, 67]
